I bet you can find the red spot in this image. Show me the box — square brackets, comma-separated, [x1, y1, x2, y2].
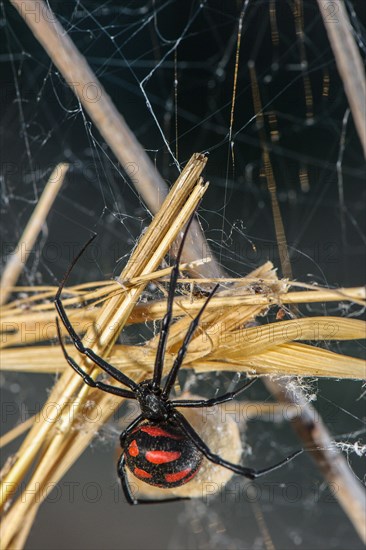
[134, 467, 152, 479]
[183, 470, 198, 483]
[128, 440, 139, 457]
[164, 468, 192, 483]
[140, 426, 182, 439]
[145, 450, 181, 464]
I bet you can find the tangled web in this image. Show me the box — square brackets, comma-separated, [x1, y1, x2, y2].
[1, 1, 365, 549]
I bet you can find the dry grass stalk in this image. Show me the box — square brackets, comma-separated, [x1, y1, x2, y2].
[0, 153, 208, 549]
[1, 277, 364, 348]
[2, 258, 365, 380]
[317, 0, 366, 156]
[2, 279, 365, 317]
[0, 163, 69, 306]
[0, 417, 36, 449]
[2, 311, 365, 380]
[2, 332, 365, 379]
[3, 279, 365, 306]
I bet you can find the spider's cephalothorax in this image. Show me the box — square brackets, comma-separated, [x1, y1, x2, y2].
[123, 421, 203, 488]
[55, 212, 302, 505]
[135, 380, 170, 421]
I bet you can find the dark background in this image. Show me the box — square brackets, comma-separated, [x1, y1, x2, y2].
[1, 1, 365, 549]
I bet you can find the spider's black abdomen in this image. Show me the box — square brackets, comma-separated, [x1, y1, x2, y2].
[123, 421, 203, 488]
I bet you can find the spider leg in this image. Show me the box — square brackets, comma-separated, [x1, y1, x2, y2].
[119, 414, 143, 447]
[170, 377, 257, 408]
[172, 409, 303, 479]
[54, 234, 138, 392]
[151, 211, 198, 392]
[56, 319, 135, 399]
[117, 415, 190, 505]
[161, 284, 219, 399]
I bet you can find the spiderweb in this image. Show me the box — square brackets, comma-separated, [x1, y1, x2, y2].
[1, 1, 365, 549]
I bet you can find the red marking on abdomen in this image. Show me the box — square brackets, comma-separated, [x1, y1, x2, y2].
[145, 450, 181, 464]
[182, 470, 198, 483]
[128, 440, 139, 457]
[134, 467, 152, 479]
[164, 468, 192, 483]
[140, 426, 182, 439]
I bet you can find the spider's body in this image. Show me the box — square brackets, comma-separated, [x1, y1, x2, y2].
[124, 419, 203, 488]
[123, 380, 203, 489]
[55, 212, 302, 505]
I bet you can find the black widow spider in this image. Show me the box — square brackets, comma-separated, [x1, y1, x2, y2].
[55, 214, 302, 505]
